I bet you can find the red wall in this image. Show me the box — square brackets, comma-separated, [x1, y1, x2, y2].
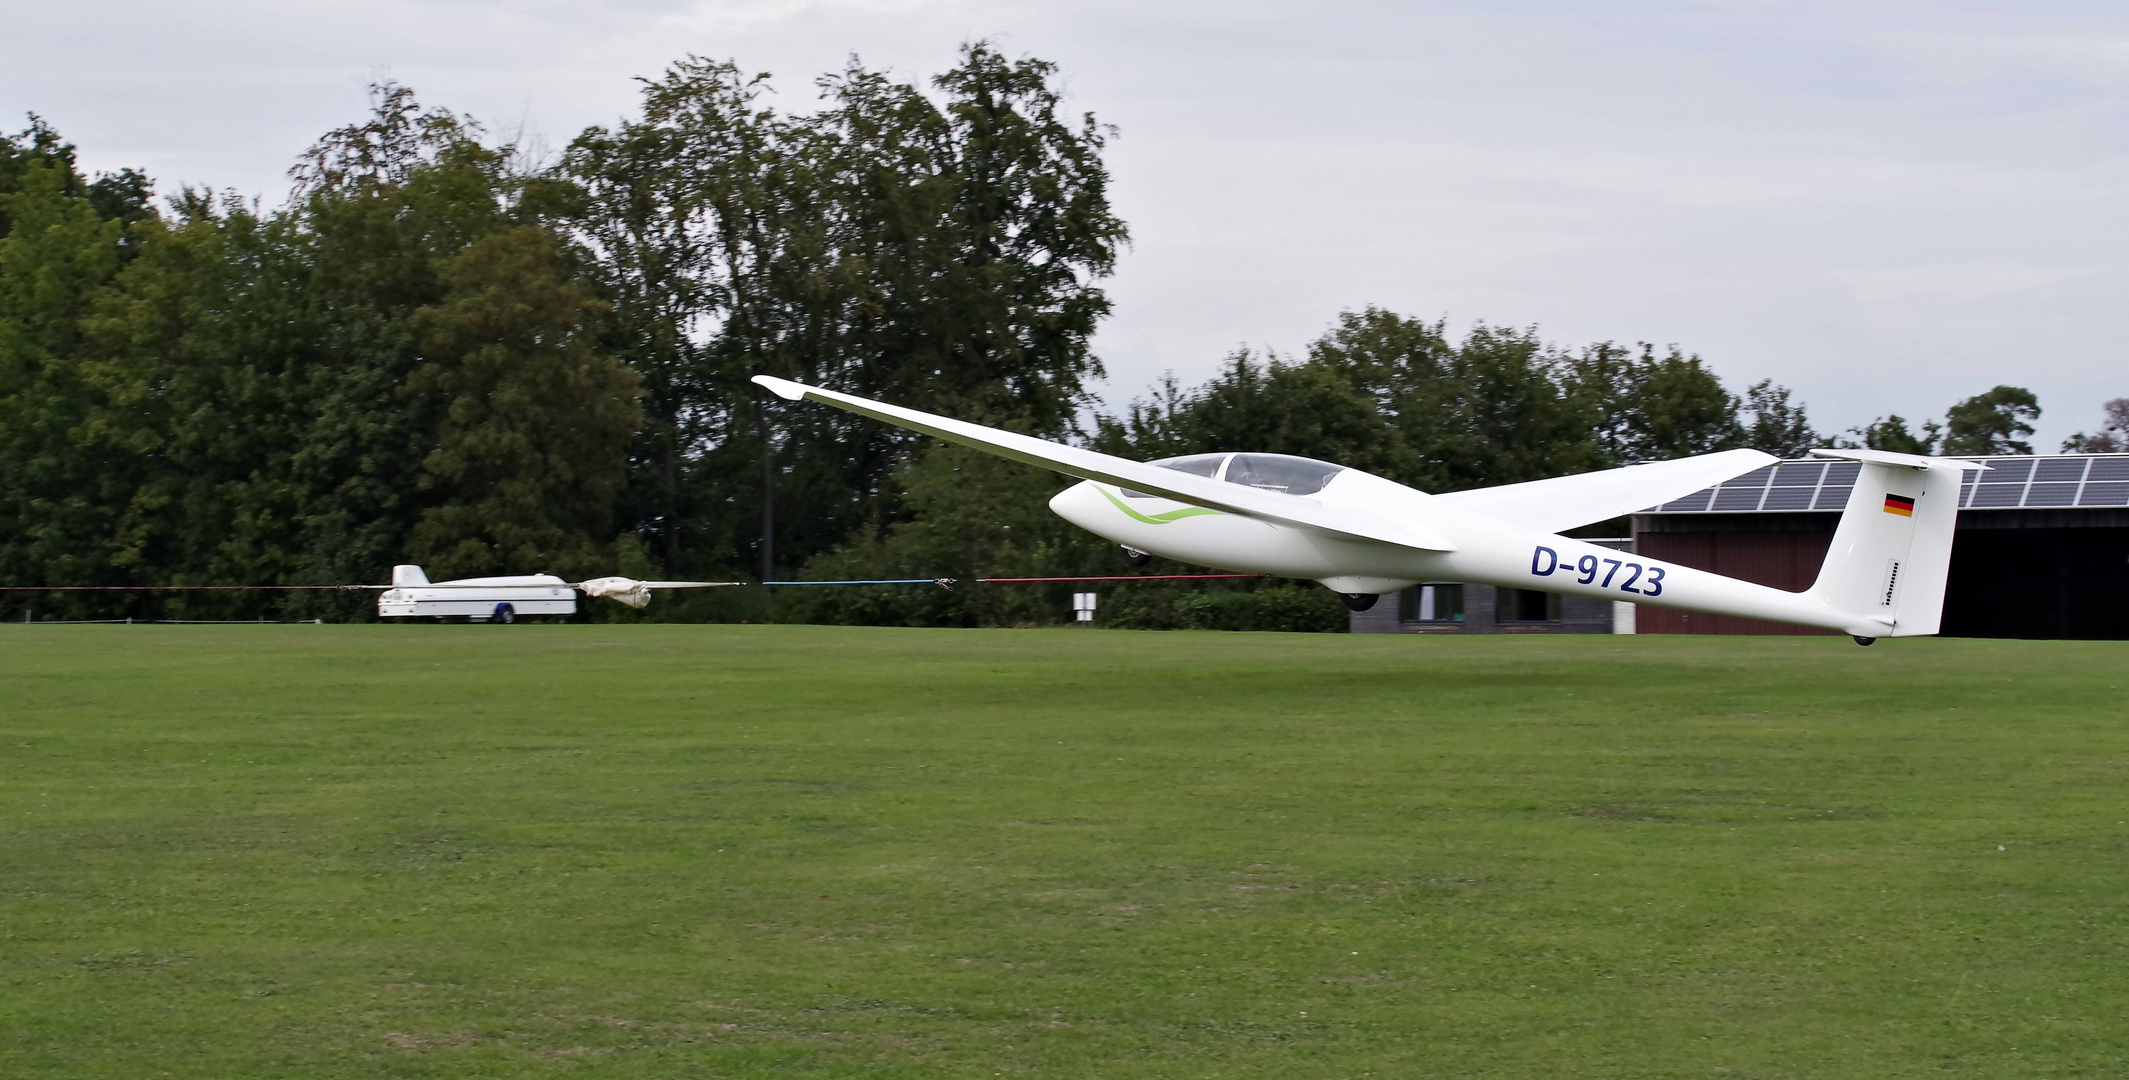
[1634, 531, 1838, 635]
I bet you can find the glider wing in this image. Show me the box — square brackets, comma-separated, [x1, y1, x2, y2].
[579, 576, 741, 609]
[1433, 448, 1781, 533]
[753, 376, 1456, 552]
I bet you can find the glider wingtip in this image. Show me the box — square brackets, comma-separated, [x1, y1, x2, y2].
[751, 375, 809, 401]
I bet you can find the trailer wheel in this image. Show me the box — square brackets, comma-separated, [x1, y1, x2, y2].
[493, 603, 516, 624]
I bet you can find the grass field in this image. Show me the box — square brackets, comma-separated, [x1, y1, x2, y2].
[3, 626, 2126, 1078]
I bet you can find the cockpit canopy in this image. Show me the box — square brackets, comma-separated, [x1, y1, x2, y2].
[1120, 452, 1347, 498]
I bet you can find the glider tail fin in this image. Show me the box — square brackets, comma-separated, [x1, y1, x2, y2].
[1805, 450, 1977, 637]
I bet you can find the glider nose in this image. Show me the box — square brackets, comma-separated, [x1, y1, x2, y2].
[1049, 480, 1111, 535]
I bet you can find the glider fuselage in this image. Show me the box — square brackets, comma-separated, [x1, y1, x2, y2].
[751, 374, 1970, 641]
[1048, 461, 1900, 638]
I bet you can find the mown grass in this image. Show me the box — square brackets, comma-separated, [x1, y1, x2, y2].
[2, 625, 2125, 1078]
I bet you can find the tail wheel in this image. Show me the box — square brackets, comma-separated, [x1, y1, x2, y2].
[1120, 546, 1150, 567]
[1340, 592, 1379, 612]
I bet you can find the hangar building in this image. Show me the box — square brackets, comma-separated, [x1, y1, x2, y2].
[1347, 539, 1632, 636]
[1350, 453, 2129, 639]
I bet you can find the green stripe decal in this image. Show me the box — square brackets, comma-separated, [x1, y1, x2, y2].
[1096, 485, 1226, 524]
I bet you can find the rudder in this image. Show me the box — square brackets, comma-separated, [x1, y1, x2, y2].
[1805, 450, 1979, 637]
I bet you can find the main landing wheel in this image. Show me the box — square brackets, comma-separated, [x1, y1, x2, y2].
[1851, 635, 1875, 646]
[1340, 593, 1379, 612]
[1120, 546, 1151, 567]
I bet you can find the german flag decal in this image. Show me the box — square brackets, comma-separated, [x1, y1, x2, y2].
[1883, 493, 1915, 517]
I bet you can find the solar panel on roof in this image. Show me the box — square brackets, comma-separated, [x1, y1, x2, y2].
[1761, 487, 1817, 510]
[1633, 454, 2129, 514]
[1981, 458, 2035, 482]
[2027, 483, 2080, 506]
[2034, 458, 2089, 482]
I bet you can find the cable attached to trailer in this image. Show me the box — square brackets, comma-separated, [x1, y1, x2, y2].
[6, 573, 1264, 592]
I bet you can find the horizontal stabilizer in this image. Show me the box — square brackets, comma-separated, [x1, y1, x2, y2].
[754, 375, 1457, 552]
[1812, 448, 1990, 472]
[1434, 449, 1781, 533]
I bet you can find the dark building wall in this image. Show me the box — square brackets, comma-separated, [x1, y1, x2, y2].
[1348, 538, 1629, 634]
[1631, 509, 2129, 640]
[1467, 583, 1612, 634]
[1941, 527, 2129, 639]
[1350, 601, 1400, 634]
[1348, 584, 1612, 634]
[1632, 527, 1839, 636]
[1498, 588, 1611, 634]
[1466, 583, 1498, 631]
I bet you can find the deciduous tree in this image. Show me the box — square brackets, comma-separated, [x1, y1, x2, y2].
[1310, 308, 1602, 490]
[1569, 342, 1741, 463]
[405, 226, 642, 579]
[2062, 397, 2127, 453]
[1840, 415, 1940, 455]
[0, 158, 130, 615]
[1737, 379, 1820, 457]
[1941, 385, 2040, 456]
[1096, 348, 1414, 477]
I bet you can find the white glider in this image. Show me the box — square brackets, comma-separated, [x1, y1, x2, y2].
[756, 374, 1984, 643]
[376, 565, 738, 621]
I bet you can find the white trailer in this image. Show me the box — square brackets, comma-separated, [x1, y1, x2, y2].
[377, 565, 576, 622]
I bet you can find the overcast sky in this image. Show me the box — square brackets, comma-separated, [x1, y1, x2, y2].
[11, 0, 2127, 448]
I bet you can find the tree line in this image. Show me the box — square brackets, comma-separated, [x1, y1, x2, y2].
[2, 46, 1122, 620]
[0, 46, 2110, 625]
